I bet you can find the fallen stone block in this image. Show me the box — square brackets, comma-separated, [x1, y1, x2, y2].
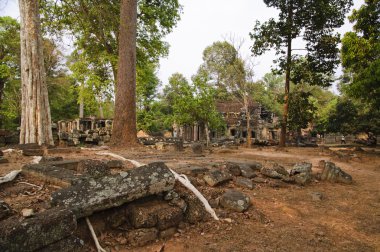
[51, 162, 175, 218]
[225, 162, 241, 176]
[203, 170, 232, 186]
[40, 156, 64, 163]
[320, 161, 352, 184]
[272, 163, 289, 176]
[22, 164, 81, 187]
[106, 159, 124, 168]
[0, 207, 76, 252]
[293, 172, 312, 185]
[176, 166, 209, 176]
[182, 193, 207, 224]
[219, 190, 251, 212]
[260, 167, 284, 179]
[127, 228, 158, 247]
[240, 166, 257, 178]
[38, 236, 84, 252]
[249, 161, 263, 171]
[47, 147, 81, 154]
[22, 149, 45, 156]
[290, 162, 312, 175]
[77, 159, 110, 178]
[0, 200, 12, 221]
[235, 177, 254, 189]
[42, 160, 79, 171]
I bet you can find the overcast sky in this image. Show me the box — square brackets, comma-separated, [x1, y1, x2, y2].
[1, 0, 364, 89]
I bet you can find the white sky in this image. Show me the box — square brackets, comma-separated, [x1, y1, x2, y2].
[1, 0, 364, 90]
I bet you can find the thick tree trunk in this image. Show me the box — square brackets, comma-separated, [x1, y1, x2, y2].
[205, 122, 210, 147]
[280, 2, 293, 147]
[111, 0, 137, 146]
[19, 0, 53, 146]
[79, 83, 84, 118]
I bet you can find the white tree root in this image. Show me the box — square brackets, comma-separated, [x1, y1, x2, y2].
[86, 217, 107, 252]
[169, 169, 219, 221]
[96, 151, 219, 221]
[17, 181, 43, 190]
[0, 170, 22, 184]
[31, 156, 42, 164]
[96, 151, 144, 167]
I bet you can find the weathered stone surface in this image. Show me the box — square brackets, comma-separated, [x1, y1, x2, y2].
[183, 194, 207, 224]
[42, 160, 79, 171]
[293, 172, 312, 185]
[51, 162, 175, 218]
[0, 207, 76, 252]
[22, 149, 44, 156]
[240, 166, 257, 178]
[38, 236, 84, 252]
[191, 143, 203, 154]
[177, 166, 209, 176]
[272, 163, 289, 176]
[252, 177, 267, 183]
[77, 159, 110, 178]
[47, 148, 81, 154]
[320, 161, 352, 184]
[21, 208, 34, 217]
[127, 228, 158, 247]
[106, 159, 124, 168]
[159, 227, 177, 239]
[249, 161, 263, 171]
[22, 164, 81, 187]
[17, 143, 41, 150]
[260, 167, 284, 179]
[40, 156, 64, 163]
[0, 201, 12, 221]
[203, 170, 232, 186]
[219, 190, 251, 212]
[235, 177, 254, 189]
[225, 162, 241, 176]
[290, 162, 312, 175]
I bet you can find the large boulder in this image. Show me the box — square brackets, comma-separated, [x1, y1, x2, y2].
[219, 190, 251, 212]
[290, 162, 313, 185]
[51, 162, 175, 218]
[0, 207, 76, 252]
[320, 161, 352, 184]
[260, 167, 284, 179]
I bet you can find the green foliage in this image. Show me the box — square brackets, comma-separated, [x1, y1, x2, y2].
[250, 0, 353, 86]
[326, 98, 358, 134]
[288, 89, 316, 133]
[341, 0, 380, 109]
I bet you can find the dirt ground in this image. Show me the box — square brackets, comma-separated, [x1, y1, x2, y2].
[0, 145, 379, 252]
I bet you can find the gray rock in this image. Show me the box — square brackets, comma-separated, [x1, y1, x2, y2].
[235, 177, 254, 189]
[41, 160, 79, 171]
[22, 149, 45, 156]
[320, 161, 352, 184]
[183, 194, 207, 224]
[273, 163, 289, 176]
[293, 172, 312, 185]
[290, 162, 312, 175]
[0, 200, 12, 221]
[249, 161, 263, 171]
[127, 228, 158, 247]
[0, 207, 76, 252]
[225, 162, 241, 176]
[252, 177, 267, 183]
[191, 143, 203, 154]
[51, 162, 175, 218]
[38, 236, 84, 252]
[260, 167, 284, 179]
[203, 170, 232, 186]
[219, 190, 251, 212]
[177, 166, 209, 176]
[240, 166, 257, 178]
[77, 159, 110, 178]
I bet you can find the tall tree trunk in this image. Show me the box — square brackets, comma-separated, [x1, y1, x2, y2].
[111, 0, 137, 146]
[79, 82, 84, 118]
[280, 2, 293, 147]
[205, 122, 210, 147]
[19, 0, 53, 146]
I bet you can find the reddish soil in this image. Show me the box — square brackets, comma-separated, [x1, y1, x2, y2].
[0, 145, 379, 251]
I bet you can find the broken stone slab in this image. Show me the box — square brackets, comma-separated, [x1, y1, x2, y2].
[47, 147, 81, 154]
[290, 162, 312, 175]
[127, 228, 158, 247]
[235, 177, 254, 189]
[39, 156, 64, 163]
[22, 148, 45, 156]
[219, 190, 251, 212]
[127, 199, 183, 230]
[51, 162, 175, 218]
[191, 143, 203, 154]
[320, 161, 352, 184]
[249, 161, 263, 171]
[22, 164, 82, 187]
[38, 236, 84, 252]
[272, 163, 289, 176]
[77, 159, 110, 178]
[240, 166, 257, 178]
[42, 160, 79, 171]
[182, 193, 207, 224]
[293, 172, 312, 185]
[203, 169, 232, 186]
[260, 167, 284, 179]
[225, 162, 241, 176]
[0, 200, 12, 221]
[0, 207, 76, 252]
[176, 166, 209, 176]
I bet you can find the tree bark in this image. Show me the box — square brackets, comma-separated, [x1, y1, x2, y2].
[280, 1, 293, 147]
[19, 0, 54, 146]
[79, 82, 84, 118]
[111, 0, 137, 146]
